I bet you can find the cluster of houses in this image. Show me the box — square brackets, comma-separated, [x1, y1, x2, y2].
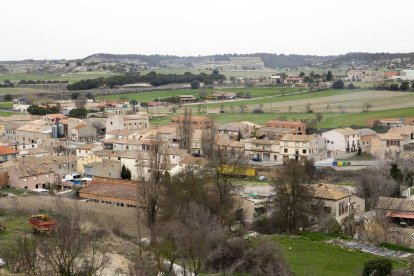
[2, 108, 414, 227]
[2, 110, 414, 190]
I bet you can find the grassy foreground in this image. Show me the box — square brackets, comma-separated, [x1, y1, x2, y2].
[257, 234, 406, 276]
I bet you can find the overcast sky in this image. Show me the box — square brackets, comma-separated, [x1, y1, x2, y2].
[1, 0, 413, 60]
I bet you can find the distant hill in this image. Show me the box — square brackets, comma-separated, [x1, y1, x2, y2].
[1, 52, 414, 72]
[80, 52, 414, 69]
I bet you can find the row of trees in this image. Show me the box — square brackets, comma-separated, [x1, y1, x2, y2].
[390, 81, 414, 91]
[67, 71, 226, 90]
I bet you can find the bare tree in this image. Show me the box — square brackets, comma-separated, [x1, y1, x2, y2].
[238, 104, 247, 113]
[272, 160, 316, 234]
[363, 102, 373, 112]
[75, 94, 88, 108]
[326, 104, 330, 112]
[355, 167, 398, 210]
[305, 103, 312, 113]
[337, 104, 346, 113]
[177, 107, 192, 152]
[173, 203, 225, 276]
[1, 202, 110, 276]
[136, 132, 170, 239]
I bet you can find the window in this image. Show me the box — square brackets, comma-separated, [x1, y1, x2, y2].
[303, 149, 306, 154]
[284, 148, 288, 153]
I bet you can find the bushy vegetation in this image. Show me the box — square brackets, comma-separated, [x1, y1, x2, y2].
[67, 71, 226, 90]
[362, 258, 392, 276]
[27, 105, 59, 115]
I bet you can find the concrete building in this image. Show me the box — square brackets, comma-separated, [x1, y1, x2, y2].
[84, 160, 122, 179]
[358, 128, 377, 152]
[106, 110, 149, 133]
[76, 143, 103, 158]
[280, 134, 320, 163]
[284, 76, 304, 85]
[15, 123, 53, 149]
[244, 139, 280, 163]
[70, 124, 97, 142]
[322, 128, 361, 158]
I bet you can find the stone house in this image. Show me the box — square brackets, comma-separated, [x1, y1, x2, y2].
[0, 158, 56, 189]
[388, 126, 414, 145]
[265, 120, 306, 135]
[309, 183, 365, 223]
[370, 133, 403, 160]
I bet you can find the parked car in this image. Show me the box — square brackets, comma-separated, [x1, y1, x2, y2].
[251, 157, 262, 162]
[0, 258, 6, 267]
[258, 176, 266, 181]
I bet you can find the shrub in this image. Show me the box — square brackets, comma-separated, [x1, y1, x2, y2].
[362, 258, 392, 276]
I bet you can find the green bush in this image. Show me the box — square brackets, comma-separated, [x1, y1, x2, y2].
[362, 258, 392, 276]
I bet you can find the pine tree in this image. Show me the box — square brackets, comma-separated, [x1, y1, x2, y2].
[326, 70, 333, 81]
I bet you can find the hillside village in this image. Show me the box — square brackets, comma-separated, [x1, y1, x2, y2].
[1, 65, 414, 274]
[1, 94, 414, 218]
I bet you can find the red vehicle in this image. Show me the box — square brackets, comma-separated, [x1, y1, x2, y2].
[29, 214, 57, 233]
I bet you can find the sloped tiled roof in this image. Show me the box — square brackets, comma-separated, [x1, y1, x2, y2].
[377, 196, 414, 212]
[80, 177, 139, 202]
[309, 184, 350, 200]
[0, 146, 18, 156]
[388, 126, 414, 136]
[377, 133, 403, 140]
[281, 134, 317, 142]
[334, 127, 359, 136]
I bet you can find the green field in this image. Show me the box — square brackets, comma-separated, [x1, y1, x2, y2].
[97, 87, 305, 103]
[0, 102, 13, 109]
[259, 235, 406, 276]
[0, 187, 26, 195]
[0, 214, 30, 247]
[149, 106, 414, 129]
[202, 89, 353, 109]
[0, 111, 13, 117]
[0, 72, 117, 84]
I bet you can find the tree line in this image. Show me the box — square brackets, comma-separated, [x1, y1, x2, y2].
[66, 71, 226, 90]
